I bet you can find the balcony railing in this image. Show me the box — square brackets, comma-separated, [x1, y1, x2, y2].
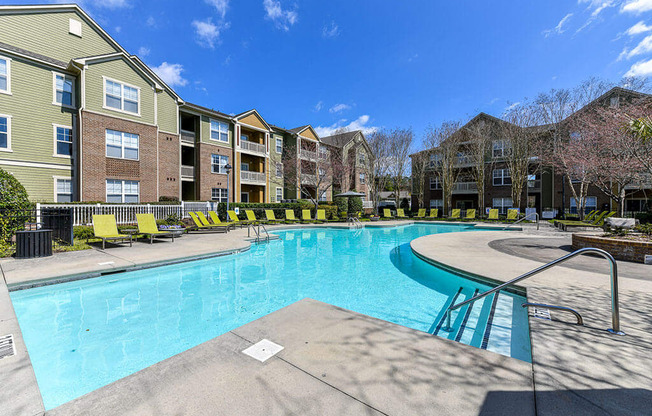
[240, 140, 266, 155]
[181, 165, 195, 179]
[452, 182, 478, 194]
[300, 148, 317, 161]
[362, 201, 373, 209]
[180, 129, 196, 145]
[301, 173, 317, 185]
[241, 170, 266, 184]
[528, 179, 541, 191]
[319, 151, 330, 160]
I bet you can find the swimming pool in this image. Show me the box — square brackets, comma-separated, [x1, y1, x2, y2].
[10, 223, 531, 409]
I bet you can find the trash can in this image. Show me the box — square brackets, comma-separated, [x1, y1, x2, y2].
[15, 229, 53, 259]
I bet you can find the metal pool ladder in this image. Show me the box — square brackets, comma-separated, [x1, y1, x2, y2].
[503, 212, 539, 231]
[442, 247, 625, 335]
[348, 217, 363, 229]
[248, 223, 271, 243]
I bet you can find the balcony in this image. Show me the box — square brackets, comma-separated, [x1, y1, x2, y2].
[240, 170, 266, 185]
[452, 181, 478, 194]
[180, 129, 196, 146]
[301, 173, 317, 185]
[240, 140, 266, 156]
[300, 148, 317, 161]
[181, 165, 195, 180]
[319, 150, 330, 161]
[527, 179, 541, 192]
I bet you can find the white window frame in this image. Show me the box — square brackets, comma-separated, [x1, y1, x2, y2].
[0, 55, 11, 95]
[106, 179, 139, 203]
[52, 72, 75, 109]
[210, 119, 229, 143]
[105, 129, 139, 161]
[492, 140, 507, 158]
[570, 196, 597, 214]
[493, 168, 511, 186]
[492, 197, 513, 214]
[429, 176, 441, 190]
[275, 162, 283, 178]
[359, 173, 365, 185]
[53, 176, 73, 203]
[211, 154, 229, 174]
[103, 76, 141, 116]
[275, 137, 283, 153]
[276, 187, 283, 203]
[211, 188, 228, 202]
[0, 114, 12, 152]
[430, 199, 443, 209]
[53, 124, 73, 158]
[241, 192, 249, 202]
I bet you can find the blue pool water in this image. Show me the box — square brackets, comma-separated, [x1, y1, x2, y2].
[11, 223, 531, 409]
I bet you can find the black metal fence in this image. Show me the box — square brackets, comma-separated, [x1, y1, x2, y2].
[0, 207, 74, 245]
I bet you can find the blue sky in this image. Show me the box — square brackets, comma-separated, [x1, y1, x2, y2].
[26, 1, 652, 141]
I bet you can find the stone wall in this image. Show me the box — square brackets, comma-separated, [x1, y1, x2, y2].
[572, 233, 652, 263]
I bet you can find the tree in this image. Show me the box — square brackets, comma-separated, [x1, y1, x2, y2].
[462, 119, 493, 215]
[425, 121, 462, 216]
[364, 129, 393, 214]
[411, 129, 439, 209]
[386, 128, 414, 209]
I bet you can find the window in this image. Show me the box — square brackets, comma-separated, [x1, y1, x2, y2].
[106, 129, 139, 160]
[493, 140, 508, 158]
[104, 78, 139, 114]
[319, 168, 326, 178]
[54, 125, 72, 157]
[53, 73, 74, 107]
[429, 153, 442, 168]
[276, 187, 283, 203]
[0, 56, 10, 94]
[106, 179, 139, 203]
[493, 197, 513, 214]
[241, 162, 249, 171]
[570, 196, 597, 215]
[359, 152, 366, 164]
[210, 120, 229, 142]
[610, 96, 620, 108]
[241, 133, 249, 141]
[359, 173, 365, 185]
[275, 137, 283, 153]
[275, 163, 283, 178]
[457, 152, 470, 165]
[56, 178, 72, 202]
[319, 146, 329, 159]
[430, 199, 443, 209]
[241, 192, 249, 202]
[493, 168, 511, 186]
[0, 115, 10, 151]
[430, 177, 442, 190]
[211, 154, 229, 174]
[211, 188, 228, 202]
[319, 190, 327, 201]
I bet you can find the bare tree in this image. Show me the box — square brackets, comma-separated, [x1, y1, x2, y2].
[425, 121, 462, 216]
[386, 128, 413, 209]
[462, 119, 493, 215]
[410, 129, 440, 209]
[365, 129, 393, 214]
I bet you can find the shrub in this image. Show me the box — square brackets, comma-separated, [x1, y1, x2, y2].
[160, 213, 183, 226]
[0, 168, 31, 256]
[216, 202, 303, 220]
[348, 197, 363, 215]
[635, 223, 652, 236]
[333, 197, 348, 215]
[159, 196, 179, 202]
[635, 212, 652, 224]
[73, 225, 95, 240]
[400, 198, 410, 211]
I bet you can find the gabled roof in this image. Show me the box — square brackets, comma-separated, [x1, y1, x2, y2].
[181, 102, 232, 120]
[233, 109, 272, 131]
[288, 125, 320, 141]
[289, 125, 310, 134]
[0, 41, 68, 69]
[320, 131, 359, 148]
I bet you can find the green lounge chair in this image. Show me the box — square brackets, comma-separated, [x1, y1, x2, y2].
[488, 209, 499, 220]
[285, 209, 300, 223]
[383, 209, 394, 220]
[316, 209, 327, 223]
[136, 213, 176, 244]
[245, 209, 265, 224]
[465, 209, 476, 220]
[265, 209, 283, 224]
[301, 209, 314, 223]
[396, 208, 409, 219]
[450, 209, 461, 219]
[189, 212, 229, 233]
[427, 209, 438, 220]
[92, 214, 132, 250]
[415, 208, 426, 219]
[228, 210, 253, 228]
[594, 211, 616, 226]
[208, 211, 236, 230]
[584, 210, 598, 222]
[507, 209, 519, 220]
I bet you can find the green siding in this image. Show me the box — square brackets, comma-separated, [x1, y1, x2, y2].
[85, 58, 155, 125]
[200, 115, 232, 147]
[0, 11, 118, 63]
[0, 58, 76, 166]
[158, 90, 178, 134]
[0, 164, 71, 202]
[270, 132, 283, 199]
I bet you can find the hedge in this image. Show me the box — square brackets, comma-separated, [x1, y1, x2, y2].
[216, 202, 303, 220]
[0, 168, 31, 255]
[348, 197, 363, 215]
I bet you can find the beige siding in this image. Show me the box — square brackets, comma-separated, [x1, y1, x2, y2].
[0, 164, 71, 202]
[85, 58, 155, 125]
[239, 113, 267, 131]
[200, 115, 232, 147]
[0, 58, 76, 166]
[300, 127, 318, 141]
[157, 90, 178, 134]
[0, 11, 118, 63]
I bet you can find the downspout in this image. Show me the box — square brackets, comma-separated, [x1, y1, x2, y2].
[71, 60, 86, 201]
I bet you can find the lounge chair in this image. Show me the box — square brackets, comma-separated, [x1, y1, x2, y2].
[488, 209, 499, 220]
[396, 208, 409, 219]
[415, 208, 426, 219]
[427, 209, 438, 220]
[189, 212, 229, 233]
[316, 209, 327, 223]
[228, 210, 253, 228]
[245, 209, 265, 224]
[465, 209, 476, 220]
[284, 209, 300, 223]
[136, 213, 176, 244]
[208, 211, 236, 230]
[92, 214, 132, 250]
[450, 209, 461, 219]
[301, 209, 314, 223]
[507, 209, 518, 221]
[265, 209, 283, 224]
[383, 209, 394, 220]
[584, 210, 598, 222]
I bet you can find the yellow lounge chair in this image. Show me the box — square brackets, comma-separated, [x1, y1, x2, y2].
[301, 209, 314, 223]
[584, 210, 598, 221]
[228, 210, 253, 228]
[245, 209, 264, 224]
[383, 208, 394, 220]
[507, 209, 519, 220]
[190, 212, 229, 233]
[136, 213, 176, 244]
[427, 209, 438, 220]
[465, 209, 476, 220]
[316, 209, 327, 223]
[285, 209, 300, 223]
[208, 211, 236, 230]
[415, 208, 426, 219]
[265, 209, 283, 224]
[92, 214, 132, 250]
[488, 209, 499, 220]
[450, 209, 461, 219]
[396, 208, 408, 219]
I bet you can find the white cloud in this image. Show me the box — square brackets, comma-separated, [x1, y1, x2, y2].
[505, 102, 521, 112]
[408, 53, 419, 62]
[138, 46, 150, 57]
[114, 26, 122, 33]
[152, 62, 188, 87]
[576, 1, 615, 33]
[626, 21, 652, 36]
[329, 103, 351, 113]
[263, 0, 298, 31]
[622, 0, 652, 14]
[543, 13, 573, 37]
[625, 34, 652, 58]
[314, 101, 324, 112]
[315, 115, 378, 137]
[322, 21, 340, 38]
[192, 18, 228, 48]
[146, 16, 156, 27]
[96, 0, 129, 9]
[625, 58, 652, 76]
[205, 0, 229, 18]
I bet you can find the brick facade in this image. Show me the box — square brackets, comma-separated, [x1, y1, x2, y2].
[158, 131, 181, 200]
[572, 233, 652, 263]
[197, 142, 233, 201]
[80, 111, 158, 202]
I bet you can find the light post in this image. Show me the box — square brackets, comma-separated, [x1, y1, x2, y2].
[225, 163, 232, 211]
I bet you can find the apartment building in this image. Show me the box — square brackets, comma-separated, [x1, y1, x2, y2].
[0, 4, 356, 204]
[320, 130, 372, 200]
[411, 87, 652, 216]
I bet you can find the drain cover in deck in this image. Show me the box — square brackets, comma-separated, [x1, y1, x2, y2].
[242, 339, 284, 362]
[0, 334, 15, 360]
